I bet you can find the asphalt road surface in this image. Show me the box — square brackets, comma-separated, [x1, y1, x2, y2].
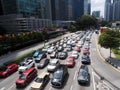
[0, 32, 120, 90]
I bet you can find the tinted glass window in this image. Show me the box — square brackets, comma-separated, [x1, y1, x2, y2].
[54, 72, 62, 79]
[35, 78, 43, 83]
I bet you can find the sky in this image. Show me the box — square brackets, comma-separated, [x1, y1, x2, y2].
[91, 0, 105, 17]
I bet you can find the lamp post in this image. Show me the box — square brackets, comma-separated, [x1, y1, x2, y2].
[44, 40, 47, 47]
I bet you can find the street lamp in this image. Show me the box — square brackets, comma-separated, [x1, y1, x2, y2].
[44, 40, 47, 47]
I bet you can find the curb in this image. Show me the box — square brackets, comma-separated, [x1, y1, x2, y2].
[98, 45, 120, 70]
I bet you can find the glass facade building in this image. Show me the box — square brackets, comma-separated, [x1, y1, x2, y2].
[0, 0, 52, 31]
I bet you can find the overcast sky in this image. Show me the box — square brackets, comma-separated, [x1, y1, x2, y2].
[91, 0, 105, 17]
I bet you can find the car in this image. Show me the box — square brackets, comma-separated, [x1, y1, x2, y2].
[66, 45, 72, 51]
[34, 52, 47, 63]
[51, 65, 68, 88]
[33, 50, 42, 58]
[50, 51, 57, 58]
[16, 67, 37, 88]
[57, 46, 64, 52]
[42, 45, 50, 52]
[66, 56, 75, 67]
[58, 52, 68, 59]
[77, 65, 89, 85]
[81, 54, 90, 64]
[74, 46, 81, 52]
[47, 59, 60, 72]
[71, 51, 79, 59]
[47, 46, 56, 54]
[0, 63, 18, 77]
[37, 58, 49, 69]
[31, 72, 50, 90]
[18, 59, 35, 74]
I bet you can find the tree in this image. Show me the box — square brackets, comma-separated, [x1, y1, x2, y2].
[68, 24, 76, 32]
[76, 15, 98, 30]
[98, 29, 120, 57]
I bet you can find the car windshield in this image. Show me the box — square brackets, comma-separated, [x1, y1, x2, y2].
[0, 67, 9, 71]
[20, 62, 27, 66]
[79, 70, 87, 76]
[19, 74, 27, 80]
[54, 72, 62, 79]
[35, 77, 43, 83]
[60, 52, 65, 55]
[49, 62, 56, 66]
[67, 59, 73, 62]
[40, 60, 45, 64]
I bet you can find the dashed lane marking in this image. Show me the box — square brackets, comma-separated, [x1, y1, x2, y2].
[70, 85, 73, 90]
[0, 87, 5, 90]
[73, 71, 77, 80]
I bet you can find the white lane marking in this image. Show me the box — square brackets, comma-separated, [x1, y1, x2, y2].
[7, 84, 15, 90]
[49, 87, 52, 90]
[92, 70, 96, 90]
[70, 85, 73, 90]
[73, 71, 77, 80]
[103, 81, 114, 90]
[0, 87, 5, 90]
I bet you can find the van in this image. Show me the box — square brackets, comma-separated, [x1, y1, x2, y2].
[16, 67, 37, 88]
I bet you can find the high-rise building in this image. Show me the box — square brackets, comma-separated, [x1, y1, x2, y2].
[113, 0, 120, 21]
[104, 0, 113, 21]
[84, 0, 91, 15]
[51, 0, 67, 21]
[0, 0, 52, 31]
[92, 11, 100, 18]
[72, 0, 91, 20]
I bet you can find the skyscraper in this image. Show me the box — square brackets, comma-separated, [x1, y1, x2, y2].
[104, 0, 113, 21]
[0, 0, 52, 31]
[72, 0, 91, 20]
[92, 11, 100, 18]
[113, 0, 120, 21]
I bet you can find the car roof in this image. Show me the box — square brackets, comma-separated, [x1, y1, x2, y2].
[37, 72, 49, 78]
[23, 67, 35, 75]
[7, 63, 17, 68]
[50, 59, 59, 63]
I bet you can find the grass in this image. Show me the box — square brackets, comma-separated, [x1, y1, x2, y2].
[112, 49, 120, 59]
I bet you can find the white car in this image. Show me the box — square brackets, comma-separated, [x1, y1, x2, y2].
[47, 46, 56, 54]
[31, 72, 50, 90]
[47, 59, 60, 72]
[18, 59, 35, 73]
[71, 51, 79, 59]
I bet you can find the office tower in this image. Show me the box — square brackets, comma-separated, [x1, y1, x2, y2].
[72, 0, 91, 20]
[51, 0, 67, 21]
[113, 0, 120, 21]
[92, 11, 100, 18]
[0, 0, 52, 31]
[104, 0, 113, 21]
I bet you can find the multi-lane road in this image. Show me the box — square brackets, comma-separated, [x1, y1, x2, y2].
[0, 32, 120, 90]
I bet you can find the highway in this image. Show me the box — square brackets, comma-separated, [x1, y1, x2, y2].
[0, 32, 120, 90]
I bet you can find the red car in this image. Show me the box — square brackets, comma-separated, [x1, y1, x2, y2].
[74, 46, 81, 52]
[0, 63, 18, 77]
[66, 56, 75, 67]
[16, 67, 37, 88]
[83, 48, 90, 55]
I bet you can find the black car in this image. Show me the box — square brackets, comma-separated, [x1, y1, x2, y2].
[37, 58, 49, 69]
[51, 65, 68, 88]
[81, 54, 90, 64]
[34, 51, 47, 63]
[77, 65, 89, 85]
[58, 52, 68, 59]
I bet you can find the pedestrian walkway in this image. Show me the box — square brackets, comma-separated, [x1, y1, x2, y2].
[96, 33, 120, 69]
